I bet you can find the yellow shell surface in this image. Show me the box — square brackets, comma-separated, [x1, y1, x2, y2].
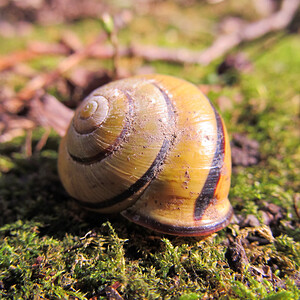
[58, 74, 232, 236]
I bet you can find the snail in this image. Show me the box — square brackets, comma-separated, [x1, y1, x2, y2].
[58, 74, 233, 236]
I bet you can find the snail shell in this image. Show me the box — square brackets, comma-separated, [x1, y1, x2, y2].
[58, 74, 232, 236]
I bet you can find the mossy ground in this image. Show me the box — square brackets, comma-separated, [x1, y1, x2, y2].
[0, 1, 299, 299]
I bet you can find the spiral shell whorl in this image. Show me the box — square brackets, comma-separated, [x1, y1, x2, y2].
[58, 74, 232, 236]
[74, 96, 109, 134]
[59, 76, 177, 213]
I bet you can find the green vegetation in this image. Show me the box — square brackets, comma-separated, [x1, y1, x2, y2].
[0, 1, 299, 299]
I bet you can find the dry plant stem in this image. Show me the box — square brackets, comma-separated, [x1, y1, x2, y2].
[1, 0, 297, 77]
[14, 33, 108, 106]
[25, 129, 32, 157]
[196, 0, 300, 64]
[30, 94, 74, 137]
[0, 51, 37, 72]
[35, 127, 51, 152]
[0, 115, 35, 143]
[90, 0, 299, 65]
[110, 29, 120, 80]
[3, 0, 298, 137]
[186, 0, 299, 64]
[0, 42, 70, 72]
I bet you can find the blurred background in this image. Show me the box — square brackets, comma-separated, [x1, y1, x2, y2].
[0, 1, 299, 299]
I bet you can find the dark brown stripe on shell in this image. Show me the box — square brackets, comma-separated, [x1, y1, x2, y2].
[122, 203, 233, 236]
[69, 91, 134, 165]
[74, 138, 171, 209]
[150, 82, 177, 130]
[74, 81, 177, 209]
[194, 105, 225, 220]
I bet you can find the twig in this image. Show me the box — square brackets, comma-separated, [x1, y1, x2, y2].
[2, 0, 299, 141]
[1, 0, 298, 77]
[89, 0, 300, 65]
[110, 26, 120, 80]
[25, 129, 32, 157]
[0, 114, 35, 143]
[101, 13, 120, 80]
[4, 33, 107, 114]
[21, 34, 107, 100]
[0, 42, 70, 72]
[30, 93, 74, 137]
[193, 0, 300, 64]
[3, 0, 297, 95]
[35, 127, 51, 152]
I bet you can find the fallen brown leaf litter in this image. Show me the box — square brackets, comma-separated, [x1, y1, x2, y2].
[1, 0, 298, 151]
[0, 0, 107, 28]
[0, 1, 298, 118]
[224, 226, 297, 289]
[231, 133, 261, 167]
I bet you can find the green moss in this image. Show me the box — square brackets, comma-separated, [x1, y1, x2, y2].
[1, 221, 299, 299]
